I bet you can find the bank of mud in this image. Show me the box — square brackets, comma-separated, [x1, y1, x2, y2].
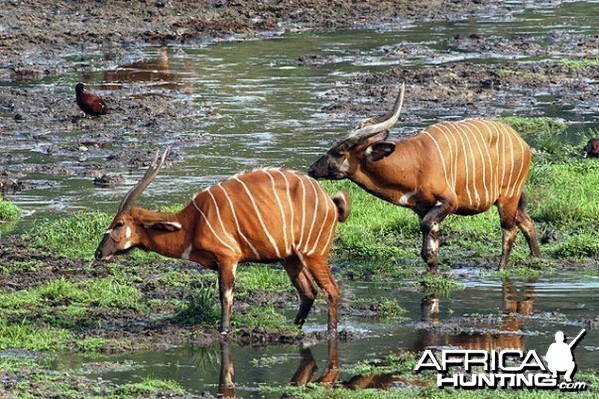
[1, 0, 504, 81]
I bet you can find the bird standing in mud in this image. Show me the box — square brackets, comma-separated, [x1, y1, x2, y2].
[75, 82, 109, 116]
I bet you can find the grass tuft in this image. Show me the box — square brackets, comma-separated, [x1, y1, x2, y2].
[176, 282, 220, 325]
[29, 211, 112, 259]
[116, 376, 185, 396]
[0, 198, 21, 222]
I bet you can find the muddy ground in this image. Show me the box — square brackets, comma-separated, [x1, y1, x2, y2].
[3, 0, 592, 192]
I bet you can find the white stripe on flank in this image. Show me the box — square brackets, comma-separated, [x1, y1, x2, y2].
[478, 121, 496, 202]
[502, 122, 516, 198]
[452, 122, 480, 208]
[434, 125, 456, 191]
[507, 126, 526, 198]
[264, 170, 289, 255]
[274, 169, 295, 248]
[422, 130, 452, 194]
[320, 204, 337, 256]
[292, 172, 307, 249]
[438, 123, 460, 189]
[191, 194, 237, 254]
[216, 184, 260, 259]
[309, 186, 330, 255]
[303, 178, 320, 253]
[233, 176, 282, 258]
[448, 123, 473, 206]
[206, 188, 237, 248]
[487, 121, 502, 201]
[497, 121, 507, 197]
[463, 122, 491, 207]
[490, 122, 502, 201]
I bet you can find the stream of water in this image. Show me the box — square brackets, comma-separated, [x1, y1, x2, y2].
[53, 272, 598, 396]
[5, 1, 598, 221]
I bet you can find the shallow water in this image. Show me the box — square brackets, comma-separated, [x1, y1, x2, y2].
[4, 1, 598, 221]
[53, 272, 598, 396]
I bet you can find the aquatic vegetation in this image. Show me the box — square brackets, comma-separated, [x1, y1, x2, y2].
[418, 273, 465, 293]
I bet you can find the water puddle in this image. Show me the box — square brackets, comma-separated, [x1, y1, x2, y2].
[51, 272, 598, 396]
[2, 2, 597, 223]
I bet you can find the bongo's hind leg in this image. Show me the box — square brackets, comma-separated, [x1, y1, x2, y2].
[515, 194, 541, 257]
[282, 256, 318, 327]
[300, 254, 339, 333]
[497, 197, 519, 270]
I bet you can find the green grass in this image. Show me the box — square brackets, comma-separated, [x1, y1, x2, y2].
[496, 69, 547, 80]
[29, 211, 112, 259]
[0, 277, 142, 313]
[232, 303, 289, 330]
[0, 319, 72, 352]
[28, 211, 165, 261]
[0, 198, 21, 221]
[236, 264, 293, 296]
[116, 376, 185, 396]
[176, 281, 220, 325]
[527, 159, 599, 226]
[500, 116, 566, 137]
[323, 180, 420, 263]
[560, 57, 599, 70]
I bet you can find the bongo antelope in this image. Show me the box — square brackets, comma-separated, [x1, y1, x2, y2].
[308, 84, 540, 271]
[95, 150, 349, 334]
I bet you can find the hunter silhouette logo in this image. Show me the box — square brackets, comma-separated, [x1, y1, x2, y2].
[414, 328, 588, 391]
[545, 329, 585, 383]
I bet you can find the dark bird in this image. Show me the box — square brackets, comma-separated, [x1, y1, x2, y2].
[584, 138, 599, 158]
[75, 83, 109, 116]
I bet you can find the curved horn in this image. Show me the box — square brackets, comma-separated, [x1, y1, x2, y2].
[117, 147, 169, 213]
[345, 83, 405, 145]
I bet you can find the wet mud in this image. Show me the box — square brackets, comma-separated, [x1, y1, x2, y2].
[0, 0, 545, 195]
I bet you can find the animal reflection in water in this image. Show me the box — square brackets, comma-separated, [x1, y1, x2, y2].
[215, 277, 537, 396]
[414, 277, 537, 352]
[217, 339, 422, 397]
[102, 47, 195, 93]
